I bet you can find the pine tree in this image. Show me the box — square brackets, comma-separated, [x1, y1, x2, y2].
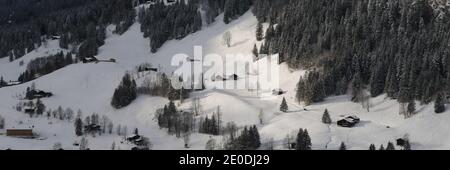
[435, 93, 446, 114]
[80, 137, 88, 150]
[0, 76, 6, 87]
[258, 109, 264, 125]
[74, 117, 83, 136]
[111, 72, 137, 109]
[35, 98, 46, 116]
[280, 97, 288, 112]
[379, 145, 385, 150]
[403, 140, 411, 150]
[0, 115, 5, 129]
[108, 122, 114, 134]
[369, 144, 376, 150]
[295, 129, 303, 150]
[252, 44, 259, 60]
[296, 128, 312, 150]
[322, 109, 332, 124]
[386, 142, 395, 150]
[252, 125, 261, 149]
[407, 101, 416, 117]
[352, 71, 363, 102]
[303, 129, 312, 150]
[205, 137, 216, 150]
[259, 42, 267, 55]
[339, 142, 346, 150]
[223, 0, 233, 24]
[256, 21, 264, 41]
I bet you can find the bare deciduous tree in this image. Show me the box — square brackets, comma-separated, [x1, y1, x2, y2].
[223, 31, 232, 47]
[80, 137, 88, 150]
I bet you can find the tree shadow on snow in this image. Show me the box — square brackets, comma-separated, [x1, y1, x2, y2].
[231, 38, 249, 47]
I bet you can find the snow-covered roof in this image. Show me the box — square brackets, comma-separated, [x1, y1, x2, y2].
[9, 124, 34, 129]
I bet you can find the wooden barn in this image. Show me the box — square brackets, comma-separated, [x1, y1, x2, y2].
[228, 74, 239, 81]
[6, 129, 34, 137]
[51, 35, 61, 40]
[138, 67, 158, 72]
[25, 89, 53, 100]
[24, 106, 36, 114]
[84, 124, 101, 134]
[272, 88, 286, 95]
[396, 138, 406, 146]
[337, 116, 360, 128]
[212, 75, 227, 82]
[82, 56, 99, 63]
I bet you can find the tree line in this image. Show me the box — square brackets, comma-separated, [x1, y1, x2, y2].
[253, 0, 449, 114]
[18, 52, 74, 83]
[137, 71, 190, 101]
[0, 0, 135, 61]
[222, 125, 261, 150]
[111, 72, 137, 109]
[223, 0, 252, 24]
[138, 0, 202, 53]
[156, 100, 195, 138]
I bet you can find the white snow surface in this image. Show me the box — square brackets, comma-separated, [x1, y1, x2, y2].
[1, 9, 449, 150]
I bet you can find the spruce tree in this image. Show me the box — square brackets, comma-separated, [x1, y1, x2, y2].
[280, 97, 288, 112]
[295, 128, 304, 150]
[250, 0, 449, 106]
[296, 128, 312, 150]
[379, 144, 385, 151]
[256, 21, 264, 41]
[386, 142, 396, 150]
[252, 125, 261, 149]
[0, 116, 4, 129]
[322, 109, 332, 124]
[252, 44, 259, 60]
[351, 71, 363, 102]
[339, 142, 346, 150]
[111, 72, 137, 109]
[407, 101, 416, 117]
[0, 76, 6, 87]
[435, 93, 446, 114]
[303, 129, 312, 150]
[403, 140, 411, 150]
[223, 0, 233, 24]
[74, 117, 83, 136]
[369, 144, 376, 150]
[35, 98, 46, 116]
[80, 137, 88, 150]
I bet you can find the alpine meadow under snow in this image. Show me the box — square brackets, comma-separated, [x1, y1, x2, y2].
[0, 0, 449, 150]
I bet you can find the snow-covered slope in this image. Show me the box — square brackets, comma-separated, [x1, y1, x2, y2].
[0, 40, 68, 81]
[1, 7, 449, 150]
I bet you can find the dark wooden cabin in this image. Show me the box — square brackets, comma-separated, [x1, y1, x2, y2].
[337, 116, 360, 128]
[6, 129, 34, 137]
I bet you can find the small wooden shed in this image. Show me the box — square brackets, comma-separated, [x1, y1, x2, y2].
[6, 129, 33, 137]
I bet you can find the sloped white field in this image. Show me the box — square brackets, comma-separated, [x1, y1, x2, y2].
[0, 40, 69, 81]
[0, 8, 449, 150]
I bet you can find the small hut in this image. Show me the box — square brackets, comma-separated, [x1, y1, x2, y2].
[337, 116, 360, 128]
[6, 129, 34, 137]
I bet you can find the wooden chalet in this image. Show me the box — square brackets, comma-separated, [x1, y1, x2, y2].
[337, 116, 360, 128]
[6, 129, 34, 137]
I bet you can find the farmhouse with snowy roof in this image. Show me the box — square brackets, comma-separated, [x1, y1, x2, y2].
[337, 116, 360, 128]
[84, 124, 101, 134]
[6, 123, 35, 138]
[25, 89, 53, 100]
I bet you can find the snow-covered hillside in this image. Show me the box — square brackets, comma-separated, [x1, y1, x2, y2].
[1, 6, 449, 150]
